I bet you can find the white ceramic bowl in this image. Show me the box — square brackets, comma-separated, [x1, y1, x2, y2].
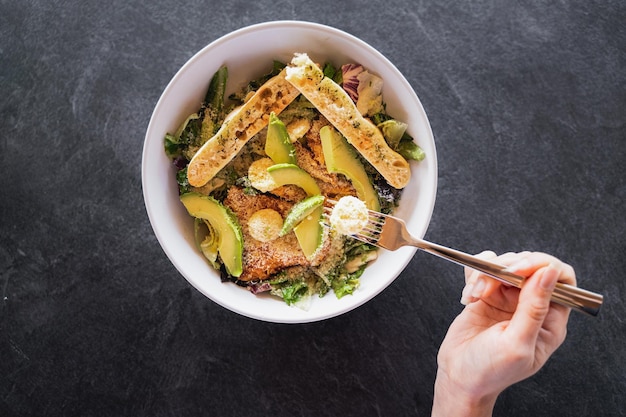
[142, 21, 437, 323]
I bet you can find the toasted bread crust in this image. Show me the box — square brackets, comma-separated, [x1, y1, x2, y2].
[187, 69, 301, 187]
[285, 53, 411, 189]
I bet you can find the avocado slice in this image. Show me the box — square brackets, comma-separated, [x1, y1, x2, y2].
[266, 163, 321, 196]
[280, 194, 325, 236]
[320, 126, 381, 211]
[180, 193, 243, 277]
[266, 163, 324, 259]
[265, 112, 297, 164]
[293, 206, 324, 260]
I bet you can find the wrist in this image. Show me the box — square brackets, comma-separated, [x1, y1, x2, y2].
[432, 369, 498, 417]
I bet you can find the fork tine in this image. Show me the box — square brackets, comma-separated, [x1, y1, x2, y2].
[322, 198, 388, 245]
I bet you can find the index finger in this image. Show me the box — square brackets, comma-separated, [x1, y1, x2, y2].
[505, 252, 576, 287]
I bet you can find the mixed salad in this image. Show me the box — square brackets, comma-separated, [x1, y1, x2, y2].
[164, 53, 424, 307]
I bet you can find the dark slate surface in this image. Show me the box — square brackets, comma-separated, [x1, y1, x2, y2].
[1, 1, 624, 416]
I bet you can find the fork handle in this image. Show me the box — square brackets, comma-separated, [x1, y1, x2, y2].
[414, 239, 603, 316]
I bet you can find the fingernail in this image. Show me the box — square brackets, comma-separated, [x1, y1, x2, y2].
[471, 278, 486, 299]
[460, 283, 474, 305]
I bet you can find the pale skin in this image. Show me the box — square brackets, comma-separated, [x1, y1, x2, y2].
[432, 251, 575, 417]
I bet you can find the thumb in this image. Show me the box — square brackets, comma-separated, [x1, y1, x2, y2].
[507, 265, 559, 347]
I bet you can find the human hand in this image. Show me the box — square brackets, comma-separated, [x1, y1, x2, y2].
[431, 251, 575, 417]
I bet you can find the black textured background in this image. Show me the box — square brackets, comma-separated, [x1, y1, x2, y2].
[1, 1, 625, 416]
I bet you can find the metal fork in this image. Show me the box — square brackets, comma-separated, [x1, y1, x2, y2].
[323, 201, 603, 316]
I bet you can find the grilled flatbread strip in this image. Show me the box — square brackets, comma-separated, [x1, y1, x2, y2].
[285, 53, 410, 189]
[187, 69, 301, 187]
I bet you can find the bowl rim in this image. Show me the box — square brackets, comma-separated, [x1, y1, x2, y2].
[142, 20, 438, 323]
